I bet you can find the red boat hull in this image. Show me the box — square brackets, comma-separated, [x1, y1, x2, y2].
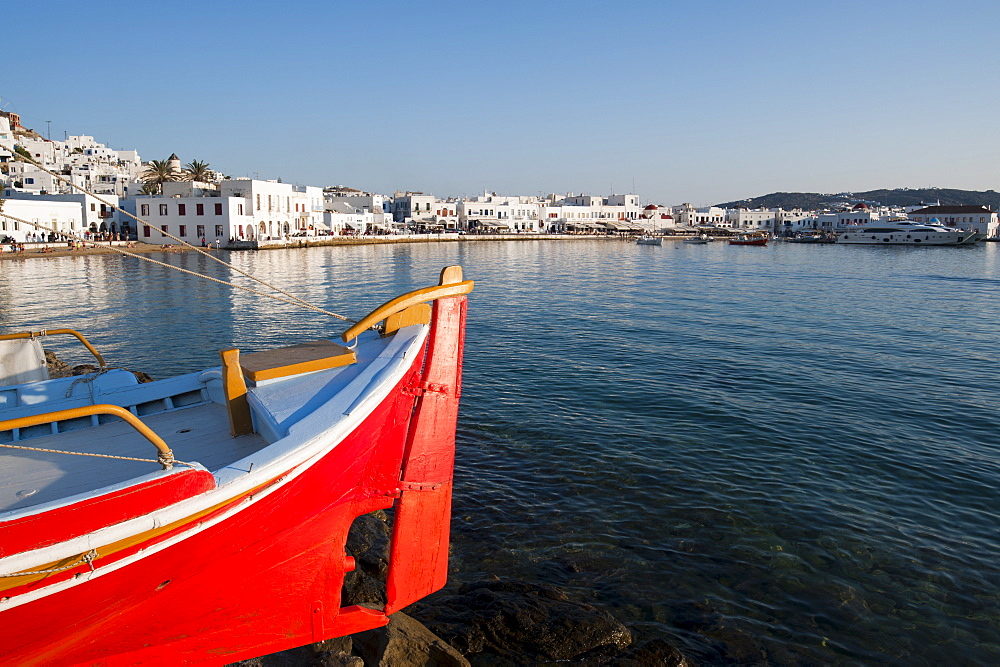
[0, 293, 469, 665]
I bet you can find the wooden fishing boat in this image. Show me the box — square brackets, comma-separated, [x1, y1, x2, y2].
[729, 233, 769, 246]
[0, 266, 472, 664]
[635, 235, 662, 246]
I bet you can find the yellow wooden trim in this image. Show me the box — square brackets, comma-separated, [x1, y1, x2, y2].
[0, 404, 171, 459]
[219, 348, 253, 437]
[0, 479, 271, 593]
[439, 265, 464, 285]
[341, 280, 474, 343]
[382, 304, 432, 337]
[0, 328, 106, 368]
[239, 340, 356, 382]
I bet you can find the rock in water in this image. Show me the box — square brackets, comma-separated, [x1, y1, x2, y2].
[342, 510, 392, 606]
[409, 579, 633, 662]
[352, 611, 469, 667]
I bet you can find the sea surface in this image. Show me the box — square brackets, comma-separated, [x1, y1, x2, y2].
[2, 239, 998, 664]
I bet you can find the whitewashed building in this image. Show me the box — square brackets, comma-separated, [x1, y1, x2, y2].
[124, 192, 251, 246]
[392, 192, 438, 223]
[0, 198, 83, 242]
[0, 191, 120, 236]
[907, 205, 998, 237]
[776, 209, 818, 235]
[727, 208, 777, 231]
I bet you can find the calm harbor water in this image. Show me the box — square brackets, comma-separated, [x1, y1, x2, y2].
[2, 239, 999, 663]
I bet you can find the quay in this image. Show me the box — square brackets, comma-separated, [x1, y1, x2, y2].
[0, 233, 635, 261]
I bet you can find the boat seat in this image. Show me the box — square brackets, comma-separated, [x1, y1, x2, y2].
[218, 340, 357, 438]
[0, 339, 49, 387]
[239, 340, 357, 384]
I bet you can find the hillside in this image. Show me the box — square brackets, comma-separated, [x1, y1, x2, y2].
[715, 188, 1000, 211]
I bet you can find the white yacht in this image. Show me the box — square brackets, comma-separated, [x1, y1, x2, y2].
[837, 218, 980, 246]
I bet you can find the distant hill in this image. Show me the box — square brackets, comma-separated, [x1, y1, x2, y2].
[715, 188, 1000, 211]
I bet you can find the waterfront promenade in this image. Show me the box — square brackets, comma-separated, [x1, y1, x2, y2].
[0, 233, 622, 261]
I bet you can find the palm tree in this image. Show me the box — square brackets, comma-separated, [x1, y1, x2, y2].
[183, 159, 214, 183]
[142, 159, 178, 193]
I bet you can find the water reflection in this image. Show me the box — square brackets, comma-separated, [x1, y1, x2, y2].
[1, 241, 999, 663]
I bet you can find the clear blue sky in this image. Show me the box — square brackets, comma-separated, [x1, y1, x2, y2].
[5, 0, 998, 205]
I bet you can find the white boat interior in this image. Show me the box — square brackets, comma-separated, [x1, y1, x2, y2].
[0, 326, 426, 517]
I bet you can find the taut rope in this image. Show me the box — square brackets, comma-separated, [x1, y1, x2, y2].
[2, 153, 354, 323]
[0, 209, 353, 320]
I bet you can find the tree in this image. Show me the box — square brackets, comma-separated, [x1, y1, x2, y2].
[183, 159, 214, 183]
[141, 159, 178, 193]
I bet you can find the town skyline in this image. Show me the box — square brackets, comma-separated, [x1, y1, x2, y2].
[5, 0, 999, 206]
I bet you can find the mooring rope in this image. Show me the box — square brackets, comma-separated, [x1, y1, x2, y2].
[0, 549, 99, 578]
[0, 209, 356, 320]
[0, 441, 191, 468]
[2, 153, 354, 323]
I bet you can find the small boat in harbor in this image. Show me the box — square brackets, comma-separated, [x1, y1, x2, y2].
[0, 266, 473, 663]
[729, 232, 769, 246]
[836, 218, 979, 246]
[636, 235, 662, 246]
[786, 233, 835, 244]
[684, 234, 714, 244]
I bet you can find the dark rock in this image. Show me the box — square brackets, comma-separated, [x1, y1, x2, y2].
[605, 638, 692, 666]
[352, 611, 470, 666]
[43, 349, 152, 382]
[342, 510, 392, 606]
[44, 349, 72, 378]
[132, 370, 154, 383]
[409, 579, 632, 662]
[312, 635, 363, 666]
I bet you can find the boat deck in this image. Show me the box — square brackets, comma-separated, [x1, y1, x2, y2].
[0, 403, 266, 514]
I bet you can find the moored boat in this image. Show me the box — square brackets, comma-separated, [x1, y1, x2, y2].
[636, 235, 662, 246]
[786, 233, 835, 244]
[729, 233, 769, 246]
[683, 234, 714, 244]
[0, 266, 473, 663]
[836, 218, 979, 245]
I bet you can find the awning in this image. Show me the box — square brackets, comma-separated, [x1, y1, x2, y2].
[314, 221, 330, 230]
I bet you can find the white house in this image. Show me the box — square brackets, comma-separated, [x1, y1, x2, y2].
[124, 193, 251, 246]
[0, 198, 83, 242]
[907, 205, 998, 237]
[392, 192, 438, 223]
[0, 191, 120, 236]
[726, 208, 777, 231]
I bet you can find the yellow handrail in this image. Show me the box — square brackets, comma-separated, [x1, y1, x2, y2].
[0, 404, 175, 469]
[341, 279, 474, 344]
[0, 329, 107, 368]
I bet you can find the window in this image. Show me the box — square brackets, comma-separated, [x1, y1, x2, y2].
[178, 204, 186, 216]
[144, 226, 151, 237]
[215, 225, 223, 236]
[161, 225, 168, 237]
[179, 225, 187, 237]
[159, 204, 168, 215]
[25, 178, 34, 184]
[215, 203, 223, 215]
[196, 225, 205, 237]
[256, 194, 261, 211]
[196, 203, 204, 215]
[140, 204, 149, 216]
[91, 203, 96, 212]
[238, 203, 244, 215]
